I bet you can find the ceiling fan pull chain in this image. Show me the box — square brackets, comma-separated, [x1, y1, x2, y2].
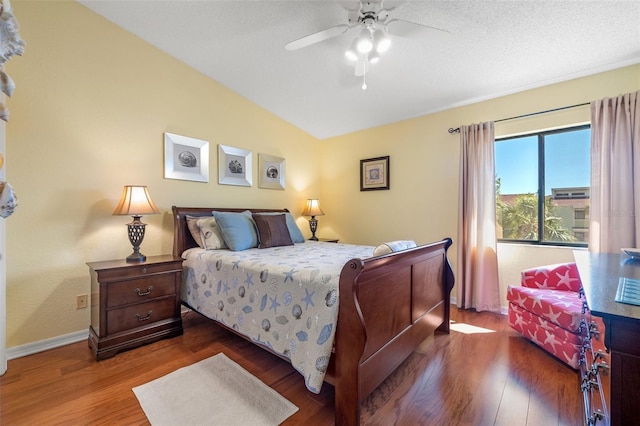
[362, 72, 367, 90]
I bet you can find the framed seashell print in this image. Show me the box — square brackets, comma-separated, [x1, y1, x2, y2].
[258, 153, 285, 190]
[360, 155, 390, 191]
[218, 144, 252, 187]
[164, 132, 209, 182]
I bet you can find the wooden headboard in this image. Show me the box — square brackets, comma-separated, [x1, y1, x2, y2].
[171, 206, 290, 257]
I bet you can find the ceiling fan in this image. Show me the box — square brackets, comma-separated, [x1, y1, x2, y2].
[284, 0, 449, 89]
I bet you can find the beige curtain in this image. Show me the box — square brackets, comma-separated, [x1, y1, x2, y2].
[589, 90, 640, 253]
[457, 122, 501, 312]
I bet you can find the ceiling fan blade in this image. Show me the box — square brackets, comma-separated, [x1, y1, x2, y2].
[338, 0, 362, 12]
[285, 24, 351, 51]
[380, 0, 406, 13]
[386, 18, 451, 38]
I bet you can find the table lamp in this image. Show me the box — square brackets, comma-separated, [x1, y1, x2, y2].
[113, 185, 160, 262]
[301, 199, 324, 241]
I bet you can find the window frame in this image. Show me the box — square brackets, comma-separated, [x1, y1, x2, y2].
[496, 124, 590, 247]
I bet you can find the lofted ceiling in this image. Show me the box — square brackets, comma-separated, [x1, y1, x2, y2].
[78, 0, 640, 140]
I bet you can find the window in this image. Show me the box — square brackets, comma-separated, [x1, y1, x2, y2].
[495, 125, 590, 246]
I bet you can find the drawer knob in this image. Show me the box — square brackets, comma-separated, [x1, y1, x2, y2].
[135, 286, 154, 296]
[142, 267, 148, 274]
[135, 310, 153, 321]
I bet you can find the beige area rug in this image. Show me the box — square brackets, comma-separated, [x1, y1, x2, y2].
[132, 353, 298, 426]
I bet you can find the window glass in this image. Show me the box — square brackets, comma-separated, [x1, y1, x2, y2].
[495, 126, 590, 246]
[544, 128, 590, 244]
[496, 136, 538, 241]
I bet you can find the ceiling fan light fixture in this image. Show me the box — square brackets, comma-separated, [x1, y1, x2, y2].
[354, 57, 369, 77]
[373, 29, 391, 53]
[345, 49, 358, 61]
[355, 29, 373, 53]
[369, 51, 380, 64]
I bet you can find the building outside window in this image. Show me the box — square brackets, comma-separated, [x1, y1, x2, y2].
[495, 125, 590, 246]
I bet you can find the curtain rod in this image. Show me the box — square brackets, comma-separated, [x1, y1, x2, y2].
[447, 101, 591, 134]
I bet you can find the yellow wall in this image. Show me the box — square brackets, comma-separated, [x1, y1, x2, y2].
[4, 1, 640, 349]
[319, 65, 640, 307]
[4, 1, 321, 348]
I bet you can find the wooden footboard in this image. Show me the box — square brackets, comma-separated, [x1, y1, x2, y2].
[333, 238, 454, 425]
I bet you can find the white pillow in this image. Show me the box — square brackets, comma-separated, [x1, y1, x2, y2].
[373, 240, 417, 256]
[196, 217, 228, 250]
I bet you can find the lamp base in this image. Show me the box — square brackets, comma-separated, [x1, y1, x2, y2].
[126, 252, 146, 263]
[308, 216, 319, 241]
[126, 218, 147, 263]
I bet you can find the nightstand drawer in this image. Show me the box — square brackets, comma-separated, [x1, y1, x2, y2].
[97, 261, 182, 282]
[107, 273, 177, 308]
[107, 298, 176, 335]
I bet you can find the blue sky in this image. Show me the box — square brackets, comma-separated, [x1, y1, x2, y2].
[495, 128, 591, 195]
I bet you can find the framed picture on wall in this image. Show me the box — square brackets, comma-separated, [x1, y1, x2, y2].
[258, 153, 285, 190]
[218, 144, 252, 186]
[360, 156, 389, 191]
[164, 132, 209, 182]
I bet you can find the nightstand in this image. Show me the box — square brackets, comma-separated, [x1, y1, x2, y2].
[87, 255, 183, 360]
[317, 238, 339, 243]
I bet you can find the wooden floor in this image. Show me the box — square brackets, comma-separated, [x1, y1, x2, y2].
[0, 308, 582, 426]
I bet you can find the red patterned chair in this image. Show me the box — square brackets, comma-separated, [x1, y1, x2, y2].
[507, 262, 589, 369]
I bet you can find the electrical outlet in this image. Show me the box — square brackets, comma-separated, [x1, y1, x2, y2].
[77, 294, 88, 309]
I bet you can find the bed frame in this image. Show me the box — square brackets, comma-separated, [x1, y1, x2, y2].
[172, 206, 455, 425]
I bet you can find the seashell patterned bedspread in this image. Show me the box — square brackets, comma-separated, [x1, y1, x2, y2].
[181, 241, 375, 393]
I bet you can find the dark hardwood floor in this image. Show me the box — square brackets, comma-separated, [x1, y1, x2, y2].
[0, 307, 582, 425]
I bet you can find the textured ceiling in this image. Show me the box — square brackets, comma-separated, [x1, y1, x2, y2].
[79, 0, 640, 139]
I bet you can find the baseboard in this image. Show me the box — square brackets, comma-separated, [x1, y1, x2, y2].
[450, 296, 508, 316]
[6, 329, 88, 361]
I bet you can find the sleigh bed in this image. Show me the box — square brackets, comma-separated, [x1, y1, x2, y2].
[172, 206, 454, 425]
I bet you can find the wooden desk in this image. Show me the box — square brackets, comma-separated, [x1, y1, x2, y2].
[574, 251, 640, 426]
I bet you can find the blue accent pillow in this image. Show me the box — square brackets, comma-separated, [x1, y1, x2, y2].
[211, 210, 258, 251]
[254, 212, 305, 243]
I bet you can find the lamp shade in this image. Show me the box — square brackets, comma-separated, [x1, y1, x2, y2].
[301, 199, 324, 217]
[113, 185, 160, 216]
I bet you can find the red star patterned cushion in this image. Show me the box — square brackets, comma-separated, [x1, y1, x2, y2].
[507, 285, 585, 333]
[508, 303, 584, 369]
[520, 262, 583, 292]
